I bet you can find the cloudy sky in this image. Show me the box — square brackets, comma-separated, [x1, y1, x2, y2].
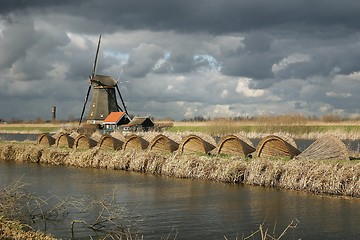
[1, 0, 360, 121]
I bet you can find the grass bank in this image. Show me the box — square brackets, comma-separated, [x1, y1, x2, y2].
[0, 142, 359, 198]
[0, 123, 64, 134]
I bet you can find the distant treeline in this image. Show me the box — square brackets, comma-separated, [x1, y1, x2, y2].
[181, 114, 360, 123]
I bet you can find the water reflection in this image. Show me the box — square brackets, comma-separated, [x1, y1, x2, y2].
[0, 161, 359, 239]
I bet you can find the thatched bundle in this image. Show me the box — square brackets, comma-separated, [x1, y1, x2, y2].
[162, 132, 183, 144]
[296, 135, 350, 161]
[215, 134, 255, 156]
[182, 131, 217, 146]
[97, 135, 123, 150]
[275, 133, 298, 148]
[138, 132, 159, 143]
[123, 134, 149, 151]
[148, 134, 179, 153]
[73, 134, 97, 149]
[111, 132, 126, 142]
[55, 132, 74, 148]
[255, 135, 301, 158]
[178, 134, 215, 155]
[37, 133, 55, 147]
[91, 131, 103, 142]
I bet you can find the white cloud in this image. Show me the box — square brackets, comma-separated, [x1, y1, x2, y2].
[220, 89, 228, 98]
[272, 53, 310, 73]
[325, 91, 352, 98]
[236, 77, 265, 97]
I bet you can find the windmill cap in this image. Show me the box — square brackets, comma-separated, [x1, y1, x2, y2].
[93, 74, 117, 87]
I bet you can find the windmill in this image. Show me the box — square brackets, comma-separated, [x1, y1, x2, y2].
[79, 35, 129, 125]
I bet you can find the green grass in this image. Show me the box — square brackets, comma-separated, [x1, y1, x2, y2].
[0, 126, 60, 133]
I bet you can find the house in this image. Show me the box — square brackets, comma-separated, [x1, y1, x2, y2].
[123, 117, 155, 132]
[102, 112, 131, 133]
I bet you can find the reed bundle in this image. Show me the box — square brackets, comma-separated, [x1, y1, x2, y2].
[97, 135, 123, 150]
[37, 133, 55, 147]
[148, 134, 179, 153]
[73, 134, 97, 150]
[181, 131, 217, 146]
[215, 134, 255, 156]
[178, 134, 215, 155]
[255, 135, 301, 158]
[137, 132, 159, 143]
[55, 132, 74, 148]
[297, 135, 350, 161]
[110, 132, 126, 142]
[161, 132, 183, 144]
[91, 131, 103, 142]
[123, 134, 149, 151]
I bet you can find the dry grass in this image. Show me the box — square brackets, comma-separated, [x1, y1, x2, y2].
[0, 216, 56, 240]
[170, 118, 360, 139]
[1, 143, 359, 198]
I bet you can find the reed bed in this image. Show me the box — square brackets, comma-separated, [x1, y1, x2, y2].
[0, 216, 56, 240]
[1, 143, 359, 198]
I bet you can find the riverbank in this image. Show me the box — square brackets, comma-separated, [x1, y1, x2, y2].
[0, 217, 56, 240]
[0, 142, 359, 198]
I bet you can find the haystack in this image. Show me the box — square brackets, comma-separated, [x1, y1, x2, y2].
[97, 134, 123, 150]
[178, 134, 215, 155]
[73, 134, 97, 149]
[37, 133, 55, 147]
[215, 134, 255, 156]
[255, 135, 301, 158]
[55, 132, 74, 148]
[123, 134, 149, 151]
[296, 135, 349, 161]
[148, 134, 179, 153]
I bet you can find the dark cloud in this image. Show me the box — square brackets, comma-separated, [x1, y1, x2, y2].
[1, 0, 360, 120]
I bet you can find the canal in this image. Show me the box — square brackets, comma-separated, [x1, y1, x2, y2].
[0, 160, 359, 239]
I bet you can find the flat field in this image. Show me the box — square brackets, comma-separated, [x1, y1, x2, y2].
[2, 118, 360, 139]
[166, 119, 360, 139]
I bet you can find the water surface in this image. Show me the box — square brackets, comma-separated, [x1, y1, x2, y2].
[0, 161, 359, 239]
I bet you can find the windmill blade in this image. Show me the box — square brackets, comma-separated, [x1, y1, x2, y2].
[116, 84, 129, 116]
[116, 68, 124, 82]
[79, 85, 92, 126]
[92, 34, 102, 78]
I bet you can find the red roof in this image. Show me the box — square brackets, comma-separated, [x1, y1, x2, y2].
[103, 112, 126, 124]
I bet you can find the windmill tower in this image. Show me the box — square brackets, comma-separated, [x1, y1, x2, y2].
[79, 35, 129, 125]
